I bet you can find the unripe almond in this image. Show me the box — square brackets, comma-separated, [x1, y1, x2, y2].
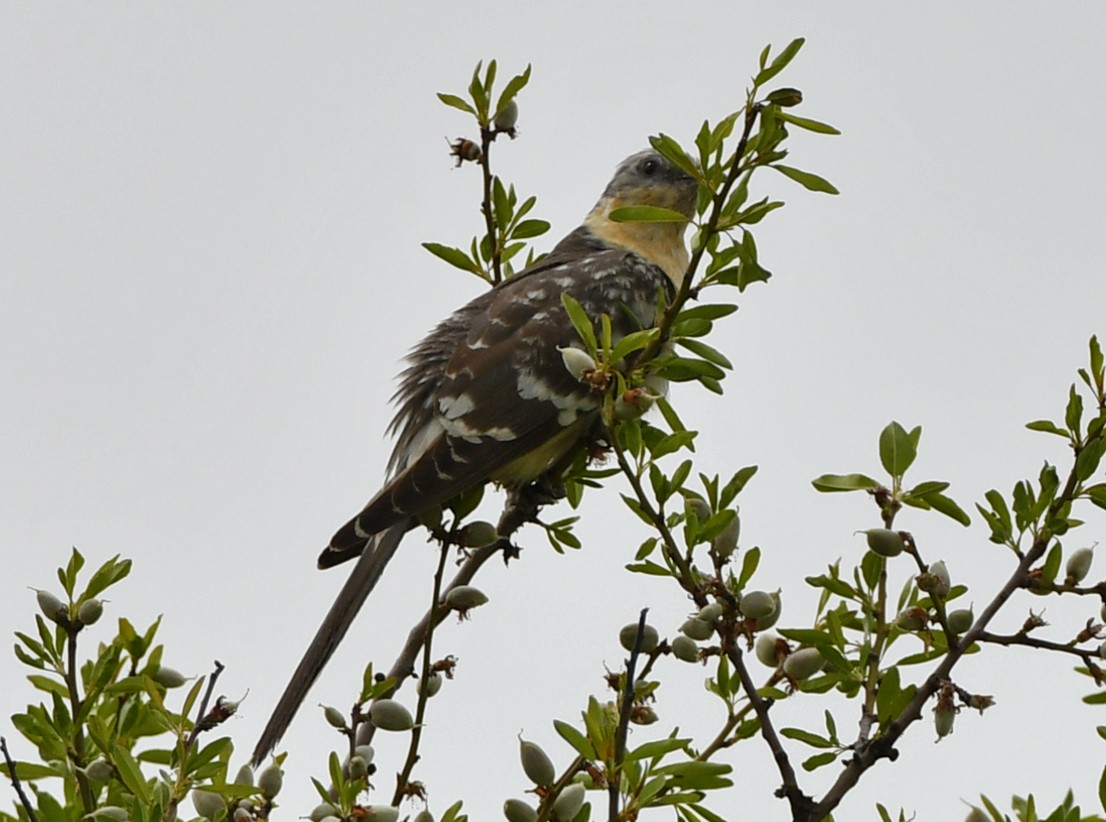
[613, 388, 655, 420]
[76, 598, 103, 626]
[420, 671, 443, 697]
[947, 608, 974, 635]
[559, 347, 597, 381]
[895, 606, 929, 632]
[84, 758, 113, 782]
[752, 594, 782, 631]
[151, 666, 186, 688]
[755, 633, 782, 667]
[192, 788, 226, 819]
[446, 585, 489, 612]
[494, 99, 519, 131]
[551, 782, 586, 821]
[348, 754, 368, 779]
[766, 87, 804, 107]
[686, 498, 711, 522]
[504, 799, 538, 822]
[1098, 640, 1106, 660]
[95, 807, 128, 821]
[679, 617, 713, 641]
[369, 698, 414, 731]
[35, 590, 68, 624]
[738, 590, 775, 621]
[929, 561, 951, 597]
[354, 744, 375, 764]
[233, 764, 253, 786]
[864, 528, 904, 558]
[670, 635, 700, 663]
[364, 807, 399, 822]
[323, 705, 347, 729]
[519, 738, 555, 787]
[619, 623, 659, 653]
[697, 601, 724, 623]
[1066, 546, 1094, 584]
[782, 647, 823, 680]
[257, 762, 283, 799]
[934, 702, 956, 739]
[413, 811, 435, 822]
[630, 706, 658, 725]
[460, 521, 499, 548]
[310, 803, 340, 822]
[234, 809, 252, 822]
[711, 513, 740, 559]
[1100, 601, 1106, 623]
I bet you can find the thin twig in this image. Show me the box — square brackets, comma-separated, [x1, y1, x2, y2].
[64, 628, 95, 813]
[610, 608, 649, 822]
[1, 736, 39, 822]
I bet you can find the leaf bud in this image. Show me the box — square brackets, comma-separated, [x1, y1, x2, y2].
[35, 589, 68, 624]
[947, 608, 974, 635]
[459, 520, 499, 548]
[309, 804, 340, 822]
[863, 528, 904, 558]
[493, 99, 519, 132]
[445, 585, 489, 612]
[348, 754, 368, 779]
[257, 762, 283, 799]
[151, 666, 187, 688]
[619, 623, 659, 653]
[369, 698, 415, 732]
[670, 634, 700, 663]
[1066, 546, 1094, 585]
[782, 647, 824, 680]
[192, 788, 226, 819]
[551, 782, 586, 821]
[518, 737, 555, 787]
[76, 598, 103, 626]
[755, 633, 782, 667]
[323, 705, 347, 729]
[503, 799, 538, 822]
[765, 87, 804, 107]
[679, 617, 713, 641]
[559, 346, 597, 381]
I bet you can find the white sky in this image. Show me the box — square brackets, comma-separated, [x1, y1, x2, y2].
[3, 4, 1106, 820]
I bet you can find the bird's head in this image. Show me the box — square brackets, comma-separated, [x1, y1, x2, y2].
[585, 148, 699, 286]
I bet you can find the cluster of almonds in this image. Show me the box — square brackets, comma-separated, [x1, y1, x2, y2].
[503, 737, 587, 822]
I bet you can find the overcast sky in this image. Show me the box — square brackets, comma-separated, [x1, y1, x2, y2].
[3, 4, 1106, 821]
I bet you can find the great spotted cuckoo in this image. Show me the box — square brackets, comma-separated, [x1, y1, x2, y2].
[252, 148, 697, 763]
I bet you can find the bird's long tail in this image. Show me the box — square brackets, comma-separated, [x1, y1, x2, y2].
[251, 522, 408, 765]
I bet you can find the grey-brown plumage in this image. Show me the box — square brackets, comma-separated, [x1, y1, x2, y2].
[251, 149, 696, 765]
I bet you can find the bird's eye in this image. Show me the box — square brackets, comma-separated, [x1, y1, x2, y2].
[641, 158, 658, 176]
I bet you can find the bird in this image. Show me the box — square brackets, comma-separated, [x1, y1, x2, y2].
[251, 147, 698, 765]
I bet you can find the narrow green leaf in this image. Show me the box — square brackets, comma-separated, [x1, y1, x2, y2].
[676, 338, 733, 369]
[510, 219, 550, 239]
[772, 164, 839, 194]
[776, 110, 841, 135]
[779, 727, 834, 749]
[561, 293, 598, 353]
[611, 328, 660, 363]
[811, 473, 880, 493]
[112, 744, 151, 802]
[436, 93, 476, 116]
[801, 751, 838, 772]
[1026, 419, 1071, 438]
[649, 133, 705, 185]
[495, 64, 532, 114]
[609, 205, 690, 223]
[678, 303, 738, 322]
[754, 38, 805, 86]
[422, 242, 480, 274]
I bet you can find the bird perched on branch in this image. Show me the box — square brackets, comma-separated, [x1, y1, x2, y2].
[252, 148, 697, 764]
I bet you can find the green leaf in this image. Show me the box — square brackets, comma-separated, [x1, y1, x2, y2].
[811, 473, 880, 493]
[112, 744, 151, 802]
[801, 751, 839, 771]
[1026, 419, 1071, 438]
[776, 110, 841, 135]
[436, 92, 476, 116]
[1066, 385, 1084, 435]
[754, 38, 805, 86]
[772, 164, 839, 195]
[779, 727, 834, 748]
[649, 133, 705, 185]
[678, 304, 738, 322]
[510, 219, 550, 239]
[422, 242, 480, 275]
[494, 64, 532, 114]
[561, 293, 598, 353]
[1076, 438, 1104, 481]
[676, 338, 733, 369]
[611, 328, 660, 363]
[879, 421, 917, 478]
[609, 205, 691, 223]
[625, 737, 691, 762]
[925, 492, 971, 526]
